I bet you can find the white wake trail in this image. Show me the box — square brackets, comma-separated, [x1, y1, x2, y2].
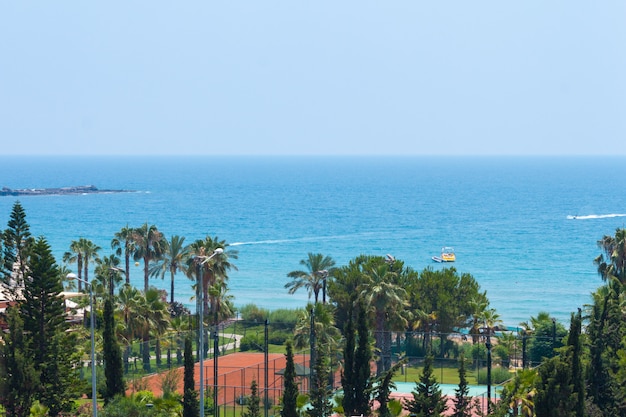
[567, 214, 626, 220]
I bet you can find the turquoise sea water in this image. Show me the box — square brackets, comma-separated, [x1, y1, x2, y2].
[1, 156, 625, 327]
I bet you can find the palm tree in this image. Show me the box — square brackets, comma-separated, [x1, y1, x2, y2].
[117, 284, 143, 371]
[187, 236, 238, 324]
[595, 228, 626, 283]
[111, 225, 137, 284]
[359, 258, 408, 374]
[63, 240, 84, 291]
[132, 223, 165, 293]
[500, 369, 537, 416]
[80, 238, 101, 288]
[150, 235, 190, 304]
[208, 279, 235, 325]
[481, 308, 503, 337]
[468, 296, 490, 345]
[95, 254, 124, 298]
[286, 253, 336, 304]
[136, 287, 170, 371]
[294, 302, 342, 391]
[294, 302, 341, 352]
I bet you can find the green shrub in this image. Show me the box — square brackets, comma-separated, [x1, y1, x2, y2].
[239, 304, 269, 324]
[269, 309, 301, 328]
[268, 330, 291, 345]
[388, 399, 404, 417]
[240, 334, 263, 352]
[476, 366, 512, 385]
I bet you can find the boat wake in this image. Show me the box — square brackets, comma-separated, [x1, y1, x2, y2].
[567, 214, 626, 220]
[230, 231, 384, 246]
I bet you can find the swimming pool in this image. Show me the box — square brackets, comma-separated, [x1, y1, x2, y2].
[393, 382, 490, 397]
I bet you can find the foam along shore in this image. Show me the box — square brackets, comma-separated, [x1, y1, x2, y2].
[0, 185, 134, 196]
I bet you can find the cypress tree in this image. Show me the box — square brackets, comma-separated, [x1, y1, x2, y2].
[21, 237, 79, 416]
[282, 341, 299, 417]
[307, 350, 332, 417]
[183, 334, 199, 417]
[103, 297, 125, 402]
[0, 306, 40, 417]
[587, 282, 622, 414]
[452, 354, 472, 417]
[340, 308, 356, 416]
[568, 309, 584, 417]
[243, 379, 261, 417]
[533, 355, 574, 417]
[354, 303, 372, 417]
[404, 355, 448, 417]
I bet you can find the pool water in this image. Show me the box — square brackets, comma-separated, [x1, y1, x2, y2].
[393, 382, 490, 397]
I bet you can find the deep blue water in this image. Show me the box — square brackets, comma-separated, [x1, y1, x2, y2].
[1, 156, 625, 327]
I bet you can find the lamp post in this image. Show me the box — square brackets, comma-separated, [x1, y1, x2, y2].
[486, 332, 492, 412]
[316, 270, 328, 304]
[195, 248, 224, 417]
[67, 272, 97, 417]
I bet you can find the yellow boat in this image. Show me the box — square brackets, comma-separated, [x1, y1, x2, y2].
[432, 247, 456, 262]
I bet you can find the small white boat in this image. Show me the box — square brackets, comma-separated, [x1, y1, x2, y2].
[432, 247, 455, 263]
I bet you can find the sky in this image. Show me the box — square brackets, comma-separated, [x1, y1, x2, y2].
[1, 2, 625, 156]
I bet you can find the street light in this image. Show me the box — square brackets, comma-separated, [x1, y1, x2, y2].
[195, 248, 224, 417]
[67, 272, 97, 417]
[316, 270, 328, 304]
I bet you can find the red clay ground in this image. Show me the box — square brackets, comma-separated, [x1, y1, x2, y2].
[132, 352, 490, 416]
[130, 352, 292, 402]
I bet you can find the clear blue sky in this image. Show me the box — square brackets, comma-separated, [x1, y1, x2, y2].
[1, 2, 624, 156]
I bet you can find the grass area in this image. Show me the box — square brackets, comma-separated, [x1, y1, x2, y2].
[393, 362, 479, 386]
[394, 361, 514, 386]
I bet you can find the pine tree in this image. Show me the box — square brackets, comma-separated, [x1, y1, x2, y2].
[183, 334, 199, 417]
[0, 306, 40, 417]
[243, 379, 262, 417]
[1, 201, 34, 300]
[282, 341, 299, 417]
[404, 355, 448, 417]
[452, 355, 472, 417]
[103, 297, 125, 402]
[20, 237, 79, 416]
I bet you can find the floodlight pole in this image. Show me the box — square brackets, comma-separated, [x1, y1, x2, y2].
[67, 273, 97, 417]
[196, 248, 224, 417]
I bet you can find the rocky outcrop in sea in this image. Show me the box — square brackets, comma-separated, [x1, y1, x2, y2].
[0, 185, 133, 196]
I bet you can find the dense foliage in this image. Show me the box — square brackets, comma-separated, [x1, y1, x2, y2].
[281, 341, 299, 417]
[404, 355, 448, 417]
[4, 203, 626, 417]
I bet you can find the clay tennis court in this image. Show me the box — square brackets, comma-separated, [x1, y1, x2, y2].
[133, 352, 490, 416]
[132, 351, 311, 407]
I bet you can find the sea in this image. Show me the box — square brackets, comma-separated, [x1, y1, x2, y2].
[1, 155, 625, 328]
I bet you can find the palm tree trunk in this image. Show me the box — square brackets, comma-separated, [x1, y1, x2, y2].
[170, 268, 175, 304]
[142, 337, 151, 372]
[125, 250, 130, 284]
[143, 255, 149, 293]
[77, 256, 83, 291]
[375, 312, 385, 375]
